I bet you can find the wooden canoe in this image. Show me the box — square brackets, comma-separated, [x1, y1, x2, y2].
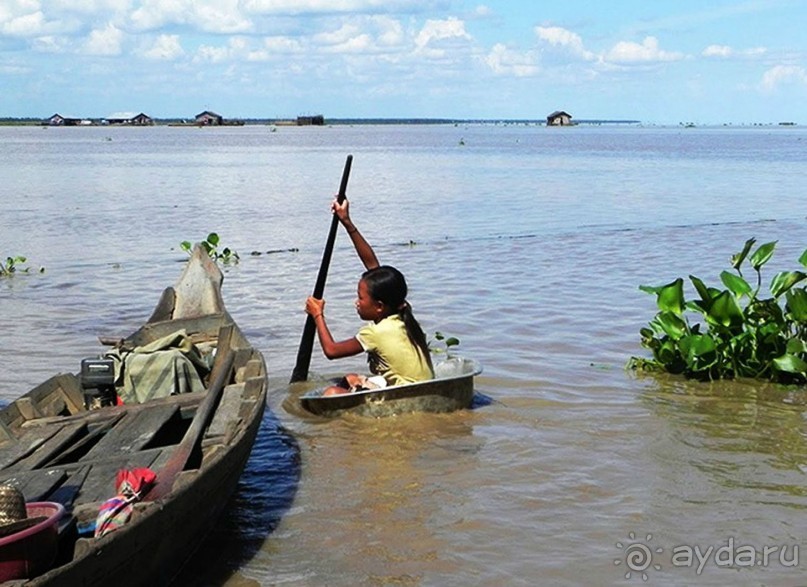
[300, 357, 482, 417]
[0, 245, 267, 586]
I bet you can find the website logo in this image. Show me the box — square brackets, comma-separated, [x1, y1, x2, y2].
[615, 532, 663, 581]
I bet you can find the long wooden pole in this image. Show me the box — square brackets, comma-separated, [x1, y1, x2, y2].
[290, 154, 353, 383]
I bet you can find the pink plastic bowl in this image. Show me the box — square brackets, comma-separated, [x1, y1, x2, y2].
[0, 502, 65, 581]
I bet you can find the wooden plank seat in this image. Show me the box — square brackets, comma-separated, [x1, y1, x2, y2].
[0, 421, 88, 472]
[0, 467, 68, 502]
[78, 403, 181, 462]
[19, 390, 205, 430]
[0, 445, 166, 507]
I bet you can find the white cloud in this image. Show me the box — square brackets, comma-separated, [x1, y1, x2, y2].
[702, 44, 732, 58]
[260, 36, 304, 54]
[535, 26, 683, 69]
[483, 43, 539, 77]
[703, 44, 766, 58]
[414, 17, 471, 56]
[130, 0, 251, 33]
[0, 8, 46, 36]
[193, 1, 252, 33]
[535, 26, 595, 60]
[140, 34, 184, 60]
[0, 0, 41, 26]
[312, 23, 374, 53]
[49, 0, 131, 13]
[128, 0, 185, 30]
[604, 36, 684, 64]
[760, 64, 807, 92]
[83, 22, 124, 55]
[0, 61, 29, 74]
[744, 47, 766, 57]
[32, 35, 70, 53]
[194, 36, 250, 63]
[372, 15, 403, 47]
[472, 5, 493, 18]
[314, 23, 362, 46]
[196, 44, 230, 63]
[243, 0, 424, 15]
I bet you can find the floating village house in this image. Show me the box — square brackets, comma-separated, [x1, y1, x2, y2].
[44, 113, 89, 126]
[195, 110, 224, 126]
[546, 111, 573, 126]
[296, 114, 325, 126]
[44, 113, 153, 126]
[104, 113, 154, 125]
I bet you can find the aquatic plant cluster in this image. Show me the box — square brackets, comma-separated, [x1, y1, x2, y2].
[630, 239, 807, 383]
[180, 232, 240, 265]
[0, 255, 43, 277]
[429, 331, 460, 357]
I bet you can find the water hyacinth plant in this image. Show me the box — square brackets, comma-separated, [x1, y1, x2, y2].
[0, 255, 43, 277]
[430, 331, 460, 358]
[180, 232, 240, 265]
[629, 238, 807, 383]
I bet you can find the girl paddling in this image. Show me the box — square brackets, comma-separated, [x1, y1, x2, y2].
[305, 197, 433, 396]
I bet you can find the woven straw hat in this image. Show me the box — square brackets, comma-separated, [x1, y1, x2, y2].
[0, 484, 45, 538]
[0, 485, 27, 526]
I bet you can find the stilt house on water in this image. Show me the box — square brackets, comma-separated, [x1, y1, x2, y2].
[195, 111, 224, 126]
[104, 113, 154, 125]
[43, 114, 91, 126]
[546, 111, 573, 126]
[296, 115, 325, 126]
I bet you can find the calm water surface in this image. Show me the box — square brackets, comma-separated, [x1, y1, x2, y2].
[2, 124, 807, 586]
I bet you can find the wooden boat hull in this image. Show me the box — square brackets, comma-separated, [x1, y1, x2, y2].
[0, 246, 268, 586]
[300, 357, 482, 417]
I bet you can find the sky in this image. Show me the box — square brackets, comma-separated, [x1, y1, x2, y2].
[1, 0, 806, 124]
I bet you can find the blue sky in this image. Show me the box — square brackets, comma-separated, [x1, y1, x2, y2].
[1, 0, 805, 124]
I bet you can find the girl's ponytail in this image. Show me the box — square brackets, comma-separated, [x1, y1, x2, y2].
[399, 302, 434, 373]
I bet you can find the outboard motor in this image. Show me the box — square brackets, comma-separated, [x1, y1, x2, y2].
[80, 357, 117, 409]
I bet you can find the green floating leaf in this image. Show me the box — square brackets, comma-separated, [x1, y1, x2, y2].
[652, 311, 688, 340]
[731, 238, 756, 270]
[640, 278, 685, 315]
[206, 232, 220, 246]
[771, 271, 807, 298]
[705, 290, 745, 329]
[680, 333, 717, 371]
[799, 248, 807, 269]
[773, 353, 807, 375]
[689, 274, 711, 304]
[749, 241, 777, 270]
[786, 288, 807, 322]
[786, 338, 807, 355]
[445, 337, 460, 347]
[656, 339, 679, 366]
[720, 270, 752, 298]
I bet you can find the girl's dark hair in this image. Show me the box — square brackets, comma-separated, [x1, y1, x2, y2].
[362, 265, 433, 373]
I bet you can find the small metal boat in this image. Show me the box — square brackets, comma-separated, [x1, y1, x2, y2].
[300, 357, 482, 417]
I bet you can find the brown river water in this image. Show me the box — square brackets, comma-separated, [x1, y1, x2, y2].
[1, 124, 806, 586]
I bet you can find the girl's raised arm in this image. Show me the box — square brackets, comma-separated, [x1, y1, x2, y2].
[333, 198, 379, 270]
